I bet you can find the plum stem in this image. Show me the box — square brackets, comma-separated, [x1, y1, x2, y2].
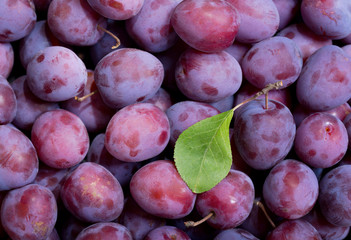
[254, 199, 276, 228]
[97, 25, 121, 49]
[233, 81, 283, 112]
[184, 212, 214, 227]
[74, 90, 97, 102]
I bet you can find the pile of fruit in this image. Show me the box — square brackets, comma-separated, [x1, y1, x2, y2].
[2, 0, 351, 239]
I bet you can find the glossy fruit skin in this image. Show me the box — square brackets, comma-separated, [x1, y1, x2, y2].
[266, 219, 322, 240]
[319, 165, 351, 227]
[105, 103, 170, 162]
[196, 169, 255, 229]
[129, 160, 197, 219]
[76, 222, 133, 240]
[26, 46, 87, 102]
[31, 109, 90, 169]
[171, 0, 241, 53]
[0, 75, 17, 125]
[296, 45, 351, 111]
[263, 159, 319, 219]
[241, 36, 303, 89]
[60, 162, 125, 223]
[0, 124, 39, 191]
[94, 48, 164, 109]
[294, 112, 348, 168]
[144, 225, 191, 240]
[233, 99, 296, 170]
[126, 0, 182, 52]
[47, 0, 107, 46]
[1, 184, 57, 240]
[87, 0, 144, 20]
[0, 0, 37, 42]
[175, 48, 242, 103]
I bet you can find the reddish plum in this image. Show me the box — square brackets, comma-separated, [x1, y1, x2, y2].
[1, 184, 57, 240]
[233, 99, 296, 170]
[171, 0, 240, 52]
[88, 133, 141, 188]
[60, 162, 125, 222]
[119, 197, 166, 240]
[294, 112, 348, 168]
[0, 124, 38, 191]
[267, 219, 322, 240]
[76, 222, 133, 240]
[126, 0, 182, 52]
[225, 0, 279, 43]
[0, 0, 36, 42]
[61, 70, 115, 133]
[94, 48, 164, 109]
[10, 75, 59, 131]
[319, 165, 351, 226]
[105, 103, 170, 162]
[277, 22, 332, 62]
[166, 101, 220, 144]
[26, 46, 87, 102]
[144, 226, 191, 240]
[87, 0, 144, 20]
[195, 169, 255, 229]
[31, 109, 90, 169]
[47, 0, 107, 46]
[130, 160, 196, 219]
[262, 159, 319, 219]
[0, 42, 14, 78]
[175, 48, 242, 103]
[0, 76, 17, 125]
[241, 36, 303, 89]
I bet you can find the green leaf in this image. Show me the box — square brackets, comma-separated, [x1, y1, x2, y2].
[174, 109, 234, 194]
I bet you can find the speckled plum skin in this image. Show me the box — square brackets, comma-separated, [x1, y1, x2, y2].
[94, 48, 164, 109]
[61, 70, 115, 133]
[233, 99, 296, 170]
[241, 36, 303, 89]
[87, 0, 144, 20]
[88, 133, 140, 188]
[175, 48, 242, 103]
[267, 219, 322, 240]
[130, 160, 197, 219]
[214, 228, 259, 240]
[11, 75, 59, 131]
[294, 112, 348, 168]
[105, 103, 170, 162]
[119, 198, 166, 240]
[76, 222, 133, 240]
[0, 42, 14, 78]
[47, 0, 107, 46]
[171, 0, 240, 53]
[301, 0, 351, 40]
[1, 184, 57, 240]
[31, 109, 90, 169]
[277, 23, 332, 62]
[263, 159, 319, 219]
[196, 170, 255, 229]
[296, 45, 351, 111]
[33, 164, 69, 200]
[144, 226, 191, 240]
[60, 162, 125, 222]
[319, 165, 351, 227]
[302, 204, 350, 240]
[226, 0, 280, 43]
[166, 101, 220, 145]
[0, 125, 38, 191]
[26, 46, 88, 102]
[0, 0, 37, 42]
[126, 0, 182, 52]
[0, 75, 17, 125]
